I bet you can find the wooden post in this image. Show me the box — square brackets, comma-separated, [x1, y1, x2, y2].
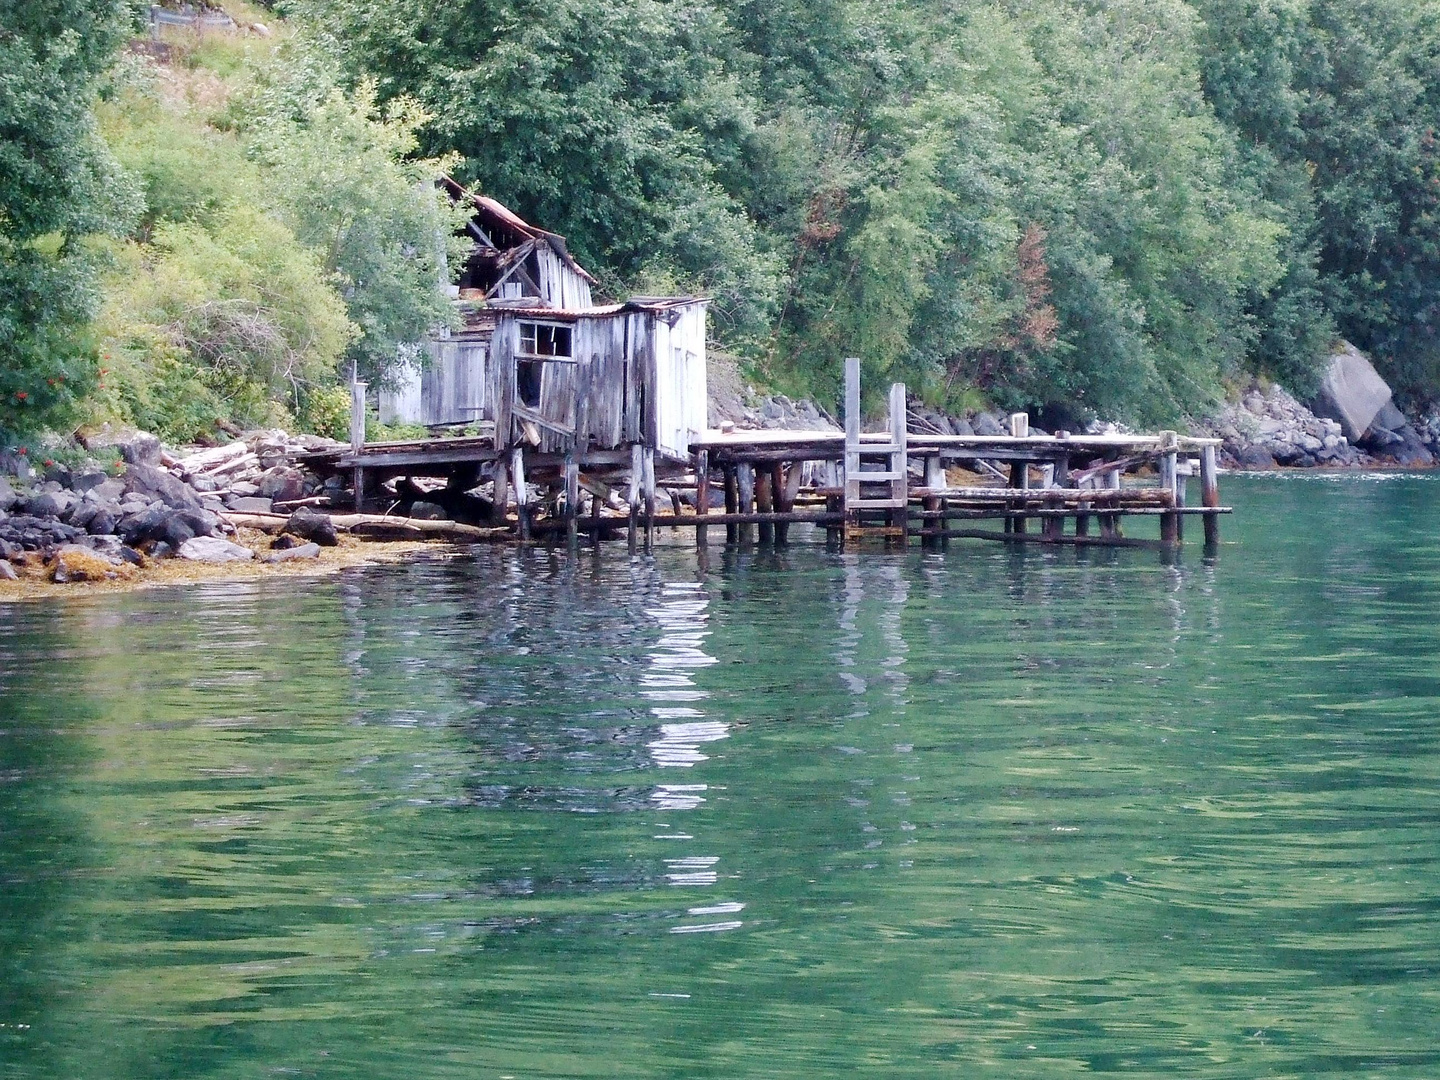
[491, 459, 509, 525]
[563, 453, 579, 550]
[1159, 431, 1179, 547]
[350, 379, 366, 452]
[628, 443, 642, 552]
[777, 461, 801, 545]
[512, 447, 529, 541]
[1200, 444, 1220, 548]
[350, 379, 366, 512]
[736, 463, 755, 545]
[923, 455, 943, 549]
[843, 357, 861, 532]
[889, 381, 909, 539]
[756, 465, 775, 544]
[1010, 462, 1029, 534]
[1101, 467, 1122, 539]
[643, 446, 656, 550]
[723, 464, 739, 544]
[590, 485, 602, 545]
[1075, 477, 1092, 537]
[695, 449, 710, 548]
[1009, 412, 1029, 438]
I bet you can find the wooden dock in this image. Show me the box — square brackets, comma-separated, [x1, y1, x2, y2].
[303, 359, 1228, 553]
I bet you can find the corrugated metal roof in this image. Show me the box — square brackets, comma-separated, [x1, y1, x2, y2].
[441, 177, 597, 284]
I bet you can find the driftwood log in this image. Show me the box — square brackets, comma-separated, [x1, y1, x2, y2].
[220, 511, 509, 543]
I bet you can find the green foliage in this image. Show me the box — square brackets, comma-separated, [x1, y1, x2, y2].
[85, 32, 463, 440]
[239, 63, 469, 386]
[0, 0, 140, 438]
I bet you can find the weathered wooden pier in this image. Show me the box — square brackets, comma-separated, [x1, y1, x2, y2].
[304, 359, 1228, 555]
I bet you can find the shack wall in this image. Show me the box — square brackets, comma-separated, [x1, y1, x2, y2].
[651, 304, 708, 458]
[377, 338, 489, 427]
[535, 244, 593, 310]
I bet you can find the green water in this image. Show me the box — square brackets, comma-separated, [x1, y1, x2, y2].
[3, 474, 1439, 1078]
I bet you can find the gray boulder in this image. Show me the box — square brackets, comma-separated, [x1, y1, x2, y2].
[409, 500, 448, 520]
[0, 477, 15, 513]
[83, 427, 162, 467]
[84, 478, 126, 504]
[1235, 444, 1277, 469]
[972, 412, 1005, 436]
[24, 490, 76, 520]
[1312, 342, 1394, 442]
[260, 542, 320, 564]
[0, 560, 16, 581]
[282, 507, 338, 546]
[86, 508, 118, 536]
[124, 463, 202, 511]
[177, 536, 254, 562]
[257, 466, 306, 503]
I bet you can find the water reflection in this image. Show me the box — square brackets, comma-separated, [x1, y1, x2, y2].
[4, 477, 1440, 1078]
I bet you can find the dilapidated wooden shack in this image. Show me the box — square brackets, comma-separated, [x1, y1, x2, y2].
[379, 184, 708, 462]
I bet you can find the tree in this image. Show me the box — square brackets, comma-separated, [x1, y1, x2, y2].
[241, 62, 471, 387]
[0, 0, 139, 438]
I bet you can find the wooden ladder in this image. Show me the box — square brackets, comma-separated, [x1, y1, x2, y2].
[843, 358, 908, 540]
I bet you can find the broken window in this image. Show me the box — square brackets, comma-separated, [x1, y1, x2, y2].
[518, 359, 543, 407]
[518, 322, 572, 357]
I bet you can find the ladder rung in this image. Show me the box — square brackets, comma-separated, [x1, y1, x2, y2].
[849, 443, 902, 455]
[848, 498, 905, 509]
[854, 471, 903, 482]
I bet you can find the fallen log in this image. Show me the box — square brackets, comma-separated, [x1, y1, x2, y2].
[219, 509, 509, 543]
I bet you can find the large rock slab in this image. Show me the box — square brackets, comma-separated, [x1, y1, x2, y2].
[1312, 342, 1393, 442]
[177, 536, 254, 562]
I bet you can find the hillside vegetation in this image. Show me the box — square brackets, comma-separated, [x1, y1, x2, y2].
[4, 0, 1440, 442]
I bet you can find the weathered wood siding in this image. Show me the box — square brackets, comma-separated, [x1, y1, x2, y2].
[651, 304, 708, 458]
[489, 321, 517, 450]
[535, 245, 592, 309]
[377, 338, 489, 426]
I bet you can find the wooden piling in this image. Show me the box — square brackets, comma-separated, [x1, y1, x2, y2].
[628, 443, 642, 552]
[736, 463, 756, 545]
[777, 461, 801, 545]
[643, 447, 657, 550]
[756, 465, 775, 544]
[724, 464, 739, 544]
[563, 454, 579, 549]
[695, 449, 710, 548]
[491, 458, 509, 525]
[1159, 431, 1179, 547]
[1200, 444, 1220, 548]
[512, 448, 530, 541]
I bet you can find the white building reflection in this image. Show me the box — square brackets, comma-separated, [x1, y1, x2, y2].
[640, 580, 745, 936]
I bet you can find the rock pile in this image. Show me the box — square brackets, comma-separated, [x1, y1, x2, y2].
[1193, 385, 1364, 469]
[0, 427, 342, 582]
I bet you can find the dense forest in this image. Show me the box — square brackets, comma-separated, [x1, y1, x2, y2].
[4, 0, 1440, 443]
